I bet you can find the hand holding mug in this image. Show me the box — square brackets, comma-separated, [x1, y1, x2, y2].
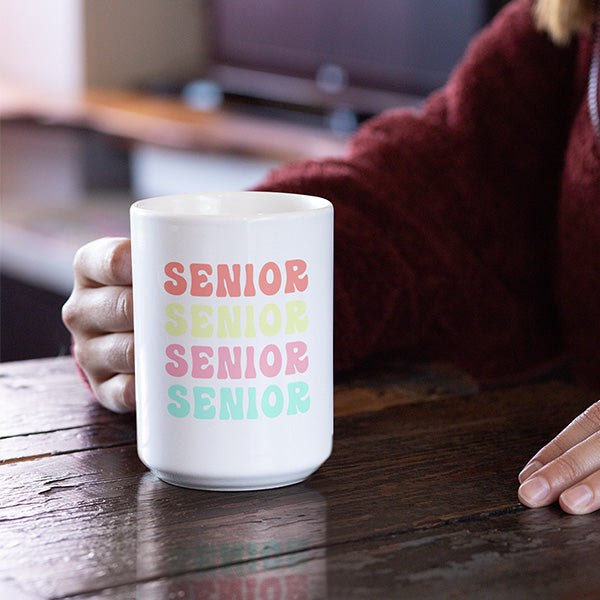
[62, 237, 135, 413]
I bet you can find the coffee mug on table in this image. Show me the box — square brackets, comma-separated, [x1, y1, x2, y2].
[130, 192, 333, 491]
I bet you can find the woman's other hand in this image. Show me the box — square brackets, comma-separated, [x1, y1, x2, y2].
[518, 400, 600, 514]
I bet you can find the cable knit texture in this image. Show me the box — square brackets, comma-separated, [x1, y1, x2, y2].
[257, 0, 600, 387]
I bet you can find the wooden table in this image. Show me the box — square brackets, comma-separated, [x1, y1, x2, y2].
[1, 357, 598, 599]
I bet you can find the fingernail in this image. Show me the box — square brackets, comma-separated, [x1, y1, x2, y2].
[518, 459, 543, 483]
[519, 476, 550, 506]
[561, 484, 593, 513]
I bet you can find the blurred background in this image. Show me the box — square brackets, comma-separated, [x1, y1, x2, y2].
[0, 0, 508, 362]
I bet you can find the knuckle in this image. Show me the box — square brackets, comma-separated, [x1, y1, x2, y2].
[104, 241, 122, 276]
[115, 287, 134, 325]
[122, 335, 135, 371]
[61, 296, 82, 331]
[95, 379, 116, 412]
[122, 374, 136, 410]
[97, 374, 135, 413]
[72, 239, 102, 279]
[104, 238, 131, 282]
[580, 400, 600, 430]
[102, 333, 134, 373]
[553, 455, 587, 485]
[71, 340, 90, 371]
[72, 243, 88, 273]
[546, 437, 570, 457]
[61, 298, 75, 328]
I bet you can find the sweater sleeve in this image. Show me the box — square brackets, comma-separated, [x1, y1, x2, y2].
[257, 0, 577, 382]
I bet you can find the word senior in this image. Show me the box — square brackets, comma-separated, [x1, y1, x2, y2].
[164, 260, 308, 297]
[166, 381, 310, 420]
[164, 301, 308, 339]
[166, 342, 308, 380]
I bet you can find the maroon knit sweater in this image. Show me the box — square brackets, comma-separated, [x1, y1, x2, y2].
[257, 0, 600, 388]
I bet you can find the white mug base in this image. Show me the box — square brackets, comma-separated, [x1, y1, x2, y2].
[149, 465, 322, 492]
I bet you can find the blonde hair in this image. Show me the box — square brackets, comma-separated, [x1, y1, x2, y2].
[534, 0, 597, 44]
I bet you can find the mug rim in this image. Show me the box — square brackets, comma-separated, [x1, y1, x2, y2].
[131, 191, 332, 220]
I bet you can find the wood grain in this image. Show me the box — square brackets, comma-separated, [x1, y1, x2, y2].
[0, 357, 597, 599]
[63, 508, 600, 600]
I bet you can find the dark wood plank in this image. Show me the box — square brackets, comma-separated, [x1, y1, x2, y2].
[334, 361, 479, 416]
[0, 358, 136, 465]
[0, 357, 473, 461]
[322, 506, 600, 600]
[0, 357, 596, 599]
[0, 358, 125, 438]
[67, 506, 599, 600]
[0, 420, 136, 465]
[0, 454, 327, 598]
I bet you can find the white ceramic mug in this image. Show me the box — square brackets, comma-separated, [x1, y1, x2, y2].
[130, 192, 333, 491]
